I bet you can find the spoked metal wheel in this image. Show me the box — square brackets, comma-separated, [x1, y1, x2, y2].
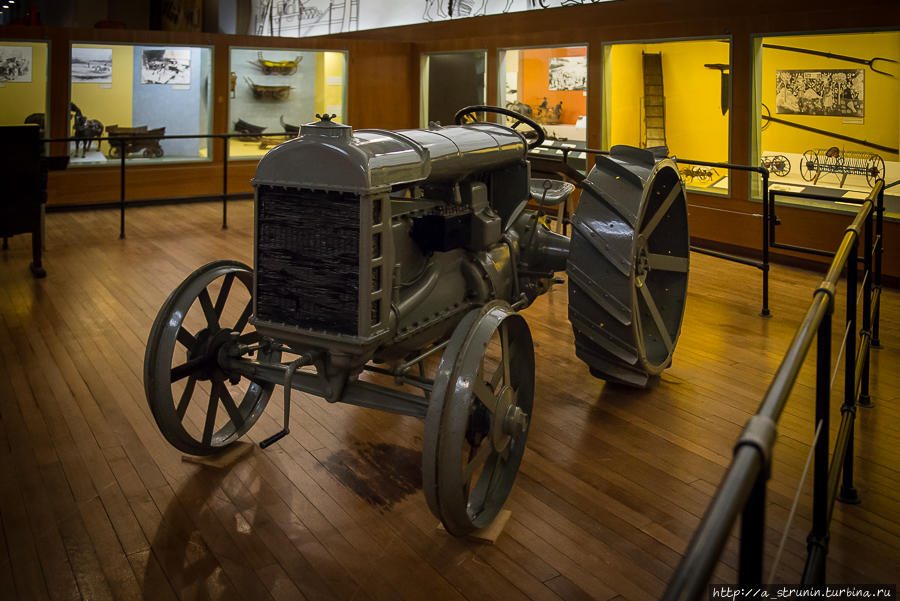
[772, 155, 791, 177]
[144, 260, 278, 456]
[423, 301, 535, 536]
[866, 155, 885, 188]
[800, 151, 818, 182]
[567, 146, 689, 387]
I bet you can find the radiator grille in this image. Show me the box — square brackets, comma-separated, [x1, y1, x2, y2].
[256, 186, 360, 335]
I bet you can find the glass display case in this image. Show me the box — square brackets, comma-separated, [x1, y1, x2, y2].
[228, 47, 347, 159]
[752, 31, 899, 207]
[499, 45, 589, 174]
[69, 42, 213, 165]
[420, 50, 486, 127]
[603, 37, 731, 194]
[0, 40, 49, 131]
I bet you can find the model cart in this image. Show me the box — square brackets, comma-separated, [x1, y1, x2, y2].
[106, 124, 166, 158]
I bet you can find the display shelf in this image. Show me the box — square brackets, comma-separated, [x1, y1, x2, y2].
[0, 40, 49, 131]
[499, 45, 587, 143]
[69, 43, 213, 166]
[603, 37, 731, 196]
[228, 47, 346, 159]
[752, 31, 900, 203]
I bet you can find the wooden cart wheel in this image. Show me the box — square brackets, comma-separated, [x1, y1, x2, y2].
[423, 301, 534, 536]
[800, 151, 817, 182]
[144, 260, 278, 456]
[108, 143, 122, 159]
[866, 155, 885, 188]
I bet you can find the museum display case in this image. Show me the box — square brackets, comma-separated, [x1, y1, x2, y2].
[420, 50, 486, 127]
[228, 47, 347, 159]
[499, 45, 589, 173]
[751, 31, 899, 207]
[69, 42, 213, 165]
[603, 37, 731, 195]
[0, 40, 49, 131]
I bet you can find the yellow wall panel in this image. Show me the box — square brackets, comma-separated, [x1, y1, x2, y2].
[70, 43, 133, 137]
[0, 41, 49, 127]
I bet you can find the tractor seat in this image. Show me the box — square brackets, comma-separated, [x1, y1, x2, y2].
[529, 178, 575, 207]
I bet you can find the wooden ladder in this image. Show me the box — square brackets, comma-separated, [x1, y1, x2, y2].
[642, 52, 666, 149]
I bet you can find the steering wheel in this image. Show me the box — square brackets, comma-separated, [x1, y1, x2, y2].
[454, 105, 545, 150]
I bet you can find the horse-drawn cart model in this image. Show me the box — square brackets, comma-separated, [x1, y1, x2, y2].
[249, 52, 302, 75]
[760, 154, 791, 177]
[800, 147, 885, 188]
[144, 106, 690, 536]
[245, 76, 293, 100]
[106, 124, 166, 158]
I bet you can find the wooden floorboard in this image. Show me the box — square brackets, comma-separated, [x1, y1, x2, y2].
[0, 200, 897, 600]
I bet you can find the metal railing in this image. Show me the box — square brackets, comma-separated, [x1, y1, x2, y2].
[43, 132, 293, 239]
[662, 180, 885, 600]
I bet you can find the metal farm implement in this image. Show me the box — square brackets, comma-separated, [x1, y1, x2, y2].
[144, 107, 691, 535]
[800, 147, 885, 188]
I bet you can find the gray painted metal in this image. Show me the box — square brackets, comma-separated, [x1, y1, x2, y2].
[144, 260, 279, 455]
[567, 146, 690, 387]
[423, 301, 534, 536]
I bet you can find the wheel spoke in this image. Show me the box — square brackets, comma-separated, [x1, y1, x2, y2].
[511, 120, 522, 129]
[641, 184, 680, 239]
[462, 441, 494, 485]
[218, 384, 245, 429]
[647, 253, 688, 273]
[500, 324, 511, 386]
[637, 282, 674, 353]
[176, 327, 196, 349]
[171, 355, 207, 382]
[175, 376, 196, 420]
[473, 379, 498, 413]
[214, 273, 235, 319]
[490, 361, 503, 390]
[234, 300, 252, 332]
[202, 385, 219, 446]
[198, 288, 219, 330]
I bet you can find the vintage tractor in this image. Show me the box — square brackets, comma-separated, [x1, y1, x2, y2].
[144, 106, 690, 535]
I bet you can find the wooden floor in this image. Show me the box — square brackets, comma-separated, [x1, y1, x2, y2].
[1, 201, 898, 601]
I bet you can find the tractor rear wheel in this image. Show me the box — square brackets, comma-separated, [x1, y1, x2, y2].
[566, 146, 689, 387]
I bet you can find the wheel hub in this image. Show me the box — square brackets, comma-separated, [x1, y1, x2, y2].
[491, 386, 528, 452]
[188, 327, 235, 381]
[635, 238, 650, 287]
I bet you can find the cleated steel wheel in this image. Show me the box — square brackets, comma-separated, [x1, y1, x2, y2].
[423, 301, 534, 536]
[144, 260, 278, 456]
[566, 146, 689, 387]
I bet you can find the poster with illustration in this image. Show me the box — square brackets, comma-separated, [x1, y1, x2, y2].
[72, 47, 113, 83]
[0, 45, 32, 83]
[775, 69, 864, 117]
[142, 48, 191, 85]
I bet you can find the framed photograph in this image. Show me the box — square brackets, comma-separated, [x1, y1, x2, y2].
[0, 45, 33, 83]
[548, 56, 587, 91]
[71, 47, 113, 83]
[775, 69, 864, 117]
[142, 48, 191, 85]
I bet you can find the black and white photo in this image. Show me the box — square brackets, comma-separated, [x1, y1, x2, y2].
[71, 47, 113, 83]
[548, 56, 586, 91]
[775, 69, 864, 117]
[141, 48, 191, 85]
[0, 45, 32, 83]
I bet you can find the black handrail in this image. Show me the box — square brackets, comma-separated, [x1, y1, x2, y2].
[43, 132, 294, 238]
[662, 179, 884, 600]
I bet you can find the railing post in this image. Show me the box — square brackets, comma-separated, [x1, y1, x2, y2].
[761, 169, 771, 317]
[739, 475, 767, 583]
[804, 286, 832, 584]
[119, 140, 126, 239]
[858, 207, 874, 409]
[222, 135, 229, 230]
[839, 238, 860, 504]
[871, 183, 883, 348]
